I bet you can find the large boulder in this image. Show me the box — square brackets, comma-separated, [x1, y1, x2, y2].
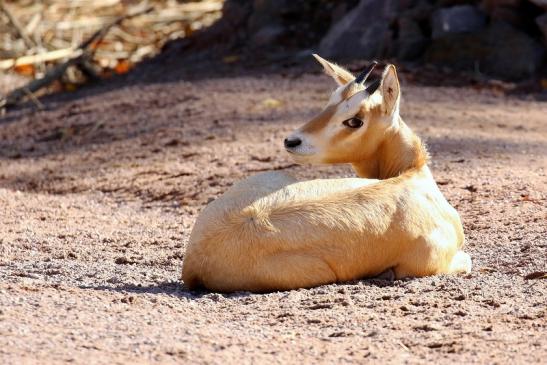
[395, 17, 429, 60]
[426, 21, 545, 80]
[432, 5, 487, 39]
[318, 0, 400, 59]
[247, 0, 289, 46]
[480, 0, 526, 27]
[536, 13, 547, 44]
[247, 0, 287, 33]
[528, 0, 547, 9]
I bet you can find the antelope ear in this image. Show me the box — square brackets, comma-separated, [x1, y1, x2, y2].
[380, 64, 401, 116]
[312, 53, 354, 86]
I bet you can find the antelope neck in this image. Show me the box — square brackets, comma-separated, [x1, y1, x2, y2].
[351, 118, 428, 179]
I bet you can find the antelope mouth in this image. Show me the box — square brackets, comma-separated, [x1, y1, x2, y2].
[284, 143, 317, 157]
[284, 134, 317, 157]
[284, 146, 319, 165]
[285, 148, 315, 156]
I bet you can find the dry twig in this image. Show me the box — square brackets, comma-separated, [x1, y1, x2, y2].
[0, 48, 82, 70]
[0, 6, 153, 110]
[0, 0, 36, 49]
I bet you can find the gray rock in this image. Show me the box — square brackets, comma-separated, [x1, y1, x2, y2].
[481, 0, 522, 7]
[400, 0, 435, 22]
[528, 0, 547, 9]
[432, 5, 487, 39]
[481, 0, 526, 27]
[536, 13, 547, 44]
[330, 2, 354, 25]
[426, 22, 545, 80]
[248, 0, 289, 33]
[318, 0, 400, 60]
[481, 0, 522, 11]
[395, 17, 428, 60]
[251, 25, 286, 46]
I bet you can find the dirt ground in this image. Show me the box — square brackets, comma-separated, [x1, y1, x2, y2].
[0, 61, 546, 364]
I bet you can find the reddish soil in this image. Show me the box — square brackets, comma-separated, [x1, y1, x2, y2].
[0, 63, 546, 364]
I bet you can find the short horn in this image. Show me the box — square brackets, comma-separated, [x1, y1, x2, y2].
[354, 61, 378, 84]
[365, 78, 381, 95]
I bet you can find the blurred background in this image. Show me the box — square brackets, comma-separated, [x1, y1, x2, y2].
[1, 0, 547, 105]
[0, 0, 223, 98]
[1, 3, 546, 362]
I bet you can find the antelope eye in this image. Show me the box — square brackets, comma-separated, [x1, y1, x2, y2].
[342, 118, 364, 128]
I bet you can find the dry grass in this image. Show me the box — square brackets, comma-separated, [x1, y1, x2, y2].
[0, 0, 223, 83]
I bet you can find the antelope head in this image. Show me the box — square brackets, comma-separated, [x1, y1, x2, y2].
[284, 54, 401, 165]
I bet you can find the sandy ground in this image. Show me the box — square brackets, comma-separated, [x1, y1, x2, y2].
[0, 65, 546, 364]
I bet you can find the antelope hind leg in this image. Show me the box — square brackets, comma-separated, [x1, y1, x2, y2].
[250, 253, 338, 292]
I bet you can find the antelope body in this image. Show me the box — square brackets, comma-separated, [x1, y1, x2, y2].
[181, 55, 471, 292]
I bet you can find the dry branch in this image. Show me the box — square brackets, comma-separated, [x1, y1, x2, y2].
[0, 0, 36, 49]
[0, 57, 77, 109]
[0, 6, 153, 110]
[0, 48, 82, 70]
[0, 1, 224, 111]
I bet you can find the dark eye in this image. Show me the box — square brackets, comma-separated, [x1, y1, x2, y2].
[342, 118, 364, 128]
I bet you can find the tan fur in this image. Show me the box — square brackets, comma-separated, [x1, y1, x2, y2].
[301, 105, 337, 134]
[312, 53, 354, 86]
[181, 57, 471, 293]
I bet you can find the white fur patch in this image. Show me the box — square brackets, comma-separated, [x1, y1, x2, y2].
[327, 85, 345, 106]
[332, 89, 369, 121]
[285, 131, 317, 156]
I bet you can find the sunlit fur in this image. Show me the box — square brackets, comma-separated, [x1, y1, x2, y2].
[181, 56, 472, 293]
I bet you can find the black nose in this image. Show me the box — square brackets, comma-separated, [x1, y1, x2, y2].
[284, 137, 302, 148]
